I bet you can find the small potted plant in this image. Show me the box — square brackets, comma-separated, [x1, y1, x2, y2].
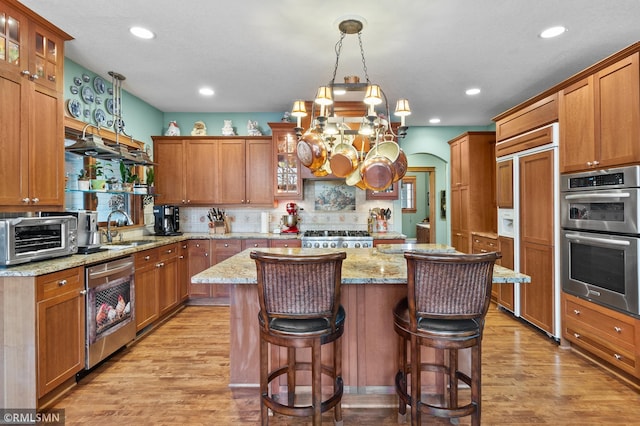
[120, 160, 139, 192]
[77, 169, 91, 191]
[88, 163, 106, 191]
[146, 167, 155, 194]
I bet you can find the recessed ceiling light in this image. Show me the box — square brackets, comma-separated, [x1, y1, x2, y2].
[199, 87, 214, 96]
[540, 26, 567, 39]
[465, 88, 481, 96]
[429, 118, 441, 124]
[129, 26, 155, 40]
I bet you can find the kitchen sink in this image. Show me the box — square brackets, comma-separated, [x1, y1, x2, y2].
[101, 240, 157, 250]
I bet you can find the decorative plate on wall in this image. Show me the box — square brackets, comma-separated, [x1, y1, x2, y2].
[66, 99, 81, 118]
[105, 98, 114, 115]
[82, 73, 90, 83]
[94, 108, 107, 126]
[70, 85, 79, 95]
[94, 76, 106, 94]
[81, 85, 95, 103]
[73, 76, 82, 86]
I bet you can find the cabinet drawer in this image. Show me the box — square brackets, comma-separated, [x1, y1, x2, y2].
[471, 234, 498, 254]
[158, 243, 179, 260]
[270, 239, 302, 248]
[242, 239, 269, 250]
[37, 267, 83, 301]
[563, 296, 635, 347]
[134, 247, 161, 267]
[564, 323, 636, 373]
[213, 239, 243, 253]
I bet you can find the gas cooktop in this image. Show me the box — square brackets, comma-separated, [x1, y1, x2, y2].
[302, 230, 371, 238]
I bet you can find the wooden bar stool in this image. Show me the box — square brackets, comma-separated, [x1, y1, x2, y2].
[251, 250, 347, 426]
[393, 251, 500, 426]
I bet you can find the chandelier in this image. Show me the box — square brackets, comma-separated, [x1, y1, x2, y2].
[293, 17, 411, 192]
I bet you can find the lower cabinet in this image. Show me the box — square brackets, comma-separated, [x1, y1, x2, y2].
[497, 236, 515, 311]
[177, 242, 189, 302]
[373, 238, 405, 246]
[471, 232, 499, 300]
[187, 239, 212, 298]
[269, 239, 301, 248]
[562, 292, 639, 379]
[134, 243, 179, 332]
[37, 267, 85, 398]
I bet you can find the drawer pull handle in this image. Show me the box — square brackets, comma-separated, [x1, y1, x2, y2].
[80, 289, 87, 295]
[224, 243, 229, 247]
[145, 255, 151, 261]
[573, 333, 581, 339]
[573, 309, 581, 315]
[58, 279, 68, 286]
[614, 326, 622, 333]
[614, 353, 622, 360]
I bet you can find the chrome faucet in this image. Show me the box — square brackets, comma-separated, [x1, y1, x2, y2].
[105, 209, 133, 243]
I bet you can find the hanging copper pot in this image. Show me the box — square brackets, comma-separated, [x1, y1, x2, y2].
[329, 143, 359, 177]
[296, 132, 327, 172]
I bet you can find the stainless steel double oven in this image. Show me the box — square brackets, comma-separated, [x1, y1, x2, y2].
[560, 165, 640, 317]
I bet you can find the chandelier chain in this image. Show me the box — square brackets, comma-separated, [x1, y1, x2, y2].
[357, 32, 371, 83]
[330, 31, 347, 85]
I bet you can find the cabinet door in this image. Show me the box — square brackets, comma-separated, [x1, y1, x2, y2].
[520, 241, 554, 334]
[559, 77, 596, 173]
[135, 264, 159, 331]
[217, 139, 246, 204]
[177, 242, 189, 302]
[154, 139, 185, 204]
[245, 138, 273, 205]
[271, 123, 302, 200]
[30, 85, 64, 207]
[36, 268, 85, 398]
[186, 139, 217, 204]
[450, 139, 462, 186]
[520, 150, 554, 246]
[496, 160, 513, 208]
[596, 52, 640, 168]
[497, 236, 515, 311]
[158, 255, 178, 316]
[188, 240, 211, 298]
[0, 2, 29, 76]
[29, 23, 64, 92]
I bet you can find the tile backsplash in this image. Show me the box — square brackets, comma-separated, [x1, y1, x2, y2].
[178, 180, 395, 234]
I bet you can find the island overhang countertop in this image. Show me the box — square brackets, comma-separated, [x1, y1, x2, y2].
[191, 244, 531, 285]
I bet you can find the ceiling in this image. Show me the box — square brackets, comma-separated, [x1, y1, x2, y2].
[20, 0, 640, 126]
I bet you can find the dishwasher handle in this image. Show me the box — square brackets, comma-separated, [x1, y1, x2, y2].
[87, 259, 134, 280]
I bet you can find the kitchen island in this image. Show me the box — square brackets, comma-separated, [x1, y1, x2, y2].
[192, 245, 530, 397]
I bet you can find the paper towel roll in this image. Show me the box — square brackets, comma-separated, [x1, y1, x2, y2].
[260, 212, 270, 233]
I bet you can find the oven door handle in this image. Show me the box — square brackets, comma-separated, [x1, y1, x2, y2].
[565, 233, 631, 246]
[564, 193, 631, 200]
[88, 261, 134, 280]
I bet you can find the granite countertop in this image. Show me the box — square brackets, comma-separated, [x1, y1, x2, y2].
[0, 232, 406, 277]
[191, 245, 531, 285]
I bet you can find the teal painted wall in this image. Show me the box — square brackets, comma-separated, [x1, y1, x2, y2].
[161, 113, 285, 137]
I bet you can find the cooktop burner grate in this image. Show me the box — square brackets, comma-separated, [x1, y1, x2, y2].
[303, 230, 371, 238]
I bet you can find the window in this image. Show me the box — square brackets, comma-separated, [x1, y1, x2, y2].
[401, 176, 417, 213]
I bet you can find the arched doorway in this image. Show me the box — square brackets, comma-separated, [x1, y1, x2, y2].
[401, 166, 436, 242]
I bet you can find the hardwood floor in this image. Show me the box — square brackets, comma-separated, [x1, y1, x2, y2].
[50, 304, 640, 425]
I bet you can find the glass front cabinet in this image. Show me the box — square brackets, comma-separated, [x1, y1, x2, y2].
[270, 122, 302, 200]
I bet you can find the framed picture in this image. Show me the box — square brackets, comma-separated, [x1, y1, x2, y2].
[440, 190, 447, 219]
[314, 181, 356, 211]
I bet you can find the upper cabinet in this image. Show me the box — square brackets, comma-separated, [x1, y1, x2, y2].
[217, 137, 273, 206]
[0, 0, 72, 212]
[270, 122, 302, 200]
[152, 136, 273, 207]
[559, 53, 640, 173]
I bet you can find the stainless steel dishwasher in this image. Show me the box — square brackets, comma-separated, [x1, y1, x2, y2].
[85, 256, 136, 369]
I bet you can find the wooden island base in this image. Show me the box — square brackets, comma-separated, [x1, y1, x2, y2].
[229, 283, 469, 399]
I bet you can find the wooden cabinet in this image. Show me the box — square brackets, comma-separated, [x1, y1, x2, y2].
[134, 248, 160, 331]
[152, 137, 217, 205]
[269, 239, 302, 248]
[373, 238, 405, 246]
[562, 293, 639, 378]
[36, 267, 84, 398]
[242, 238, 269, 250]
[134, 243, 179, 331]
[416, 224, 430, 243]
[177, 242, 189, 302]
[496, 159, 513, 208]
[559, 53, 640, 173]
[0, 1, 71, 211]
[217, 137, 273, 206]
[187, 239, 212, 298]
[157, 243, 179, 316]
[519, 150, 555, 334]
[366, 183, 399, 200]
[497, 236, 515, 311]
[472, 232, 499, 300]
[449, 132, 496, 253]
[495, 93, 558, 142]
[270, 122, 302, 200]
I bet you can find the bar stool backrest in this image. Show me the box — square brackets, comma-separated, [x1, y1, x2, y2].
[251, 251, 347, 329]
[405, 252, 500, 324]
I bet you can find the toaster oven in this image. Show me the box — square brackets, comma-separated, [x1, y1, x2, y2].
[0, 216, 78, 266]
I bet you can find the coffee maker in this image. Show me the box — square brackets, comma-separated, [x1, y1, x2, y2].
[153, 205, 182, 236]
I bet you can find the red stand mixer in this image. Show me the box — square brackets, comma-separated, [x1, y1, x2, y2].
[281, 203, 301, 233]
